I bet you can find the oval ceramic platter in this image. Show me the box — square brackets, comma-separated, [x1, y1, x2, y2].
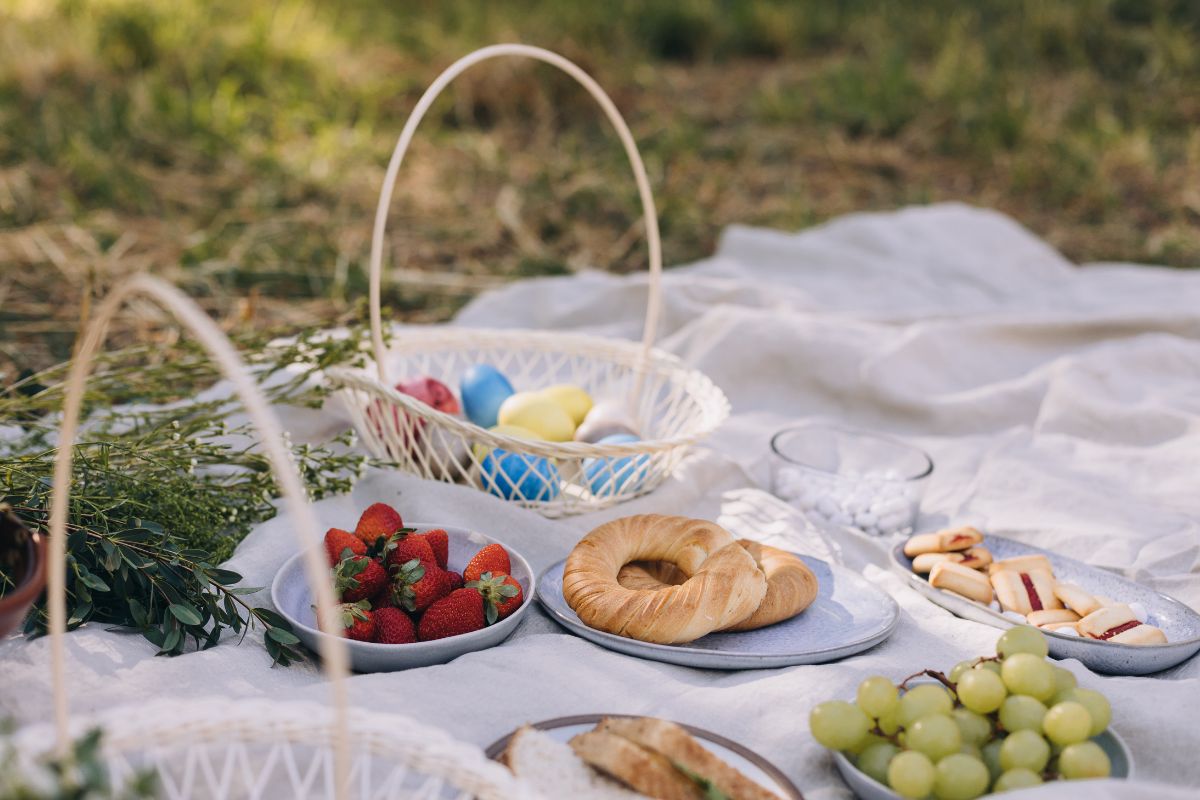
[833, 723, 1132, 799]
[271, 523, 536, 672]
[485, 714, 803, 799]
[537, 553, 899, 669]
[890, 533, 1200, 675]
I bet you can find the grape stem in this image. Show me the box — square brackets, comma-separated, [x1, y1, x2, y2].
[868, 724, 903, 747]
[898, 669, 956, 692]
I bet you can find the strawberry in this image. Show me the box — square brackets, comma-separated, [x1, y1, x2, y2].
[467, 572, 524, 624]
[372, 607, 416, 644]
[418, 588, 485, 641]
[333, 556, 388, 603]
[384, 533, 437, 571]
[354, 503, 404, 547]
[340, 601, 375, 642]
[324, 528, 366, 566]
[463, 543, 511, 582]
[446, 571, 464, 591]
[390, 558, 453, 613]
[421, 529, 449, 570]
[368, 587, 395, 610]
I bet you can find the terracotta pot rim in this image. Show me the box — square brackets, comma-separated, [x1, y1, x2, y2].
[1, 523, 47, 612]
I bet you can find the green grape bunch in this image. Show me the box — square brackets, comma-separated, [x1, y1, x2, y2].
[809, 626, 1115, 799]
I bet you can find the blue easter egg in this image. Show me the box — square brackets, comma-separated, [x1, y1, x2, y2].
[584, 433, 650, 497]
[460, 364, 514, 429]
[481, 448, 561, 502]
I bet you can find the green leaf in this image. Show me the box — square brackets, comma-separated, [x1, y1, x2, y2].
[208, 568, 243, 585]
[79, 572, 110, 592]
[128, 598, 148, 627]
[130, 519, 164, 535]
[255, 608, 290, 628]
[162, 625, 182, 652]
[101, 541, 122, 572]
[267, 627, 300, 646]
[168, 603, 203, 625]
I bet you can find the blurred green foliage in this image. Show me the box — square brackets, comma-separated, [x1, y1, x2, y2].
[1, 0, 1198, 370]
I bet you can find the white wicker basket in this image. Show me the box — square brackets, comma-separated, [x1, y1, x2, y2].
[25, 274, 530, 799]
[326, 44, 730, 518]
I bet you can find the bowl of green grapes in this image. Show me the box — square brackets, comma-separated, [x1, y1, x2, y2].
[809, 626, 1132, 799]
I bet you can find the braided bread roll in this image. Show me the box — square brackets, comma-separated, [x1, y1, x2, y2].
[618, 540, 817, 632]
[563, 515, 766, 644]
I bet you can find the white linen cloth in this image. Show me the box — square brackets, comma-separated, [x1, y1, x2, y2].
[2, 203, 1198, 798]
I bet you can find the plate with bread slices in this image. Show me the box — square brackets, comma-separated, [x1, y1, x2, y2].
[539, 515, 899, 669]
[491, 714, 803, 800]
[891, 526, 1200, 675]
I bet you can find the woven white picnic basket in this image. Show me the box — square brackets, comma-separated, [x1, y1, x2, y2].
[13, 274, 530, 799]
[326, 44, 729, 518]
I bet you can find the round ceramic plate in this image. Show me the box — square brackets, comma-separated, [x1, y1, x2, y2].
[537, 553, 899, 669]
[271, 523, 535, 672]
[890, 533, 1200, 675]
[486, 714, 803, 799]
[832, 727, 1133, 799]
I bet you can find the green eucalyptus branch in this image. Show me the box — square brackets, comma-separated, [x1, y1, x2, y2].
[0, 321, 390, 666]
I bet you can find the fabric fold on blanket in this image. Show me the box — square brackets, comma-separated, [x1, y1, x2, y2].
[3, 203, 1198, 798]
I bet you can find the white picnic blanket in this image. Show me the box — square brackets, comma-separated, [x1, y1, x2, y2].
[3, 203, 1199, 798]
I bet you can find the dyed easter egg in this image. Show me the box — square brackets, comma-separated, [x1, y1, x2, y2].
[584, 433, 651, 496]
[481, 449, 561, 501]
[497, 392, 575, 442]
[471, 424, 543, 462]
[574, 401, 639, 443]
[365, 375, 458, 448]
[396, 376, 460, 415]
[538, 384, 593, 425]
[460, 364, 514, 429]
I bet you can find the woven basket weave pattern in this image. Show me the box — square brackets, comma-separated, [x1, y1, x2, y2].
[331, 328, 729, 517]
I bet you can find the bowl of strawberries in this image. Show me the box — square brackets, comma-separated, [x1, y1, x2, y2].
[270, 502, 535, 672]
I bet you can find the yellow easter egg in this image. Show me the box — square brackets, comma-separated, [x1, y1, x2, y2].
[472, 424, 543, 462]
[539, 383, 594, 425]
[497, 392, 576, 442]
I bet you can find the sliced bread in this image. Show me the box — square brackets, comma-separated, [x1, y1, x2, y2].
[597, 717, 782, 800]
[504, 726, 647, 799]
[569, 730, 702, 800]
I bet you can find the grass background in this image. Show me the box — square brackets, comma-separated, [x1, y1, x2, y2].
[2, 0, 1199, 375]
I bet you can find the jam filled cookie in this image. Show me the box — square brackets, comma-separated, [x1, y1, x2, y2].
[1077, 604, 1167, 645]
[991, 568, 1062, 615]
[929, 561, 993, 604]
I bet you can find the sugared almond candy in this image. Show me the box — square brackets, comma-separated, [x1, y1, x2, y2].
[1077, 604, 1167, 644]
[929, 561, 993, 604]
[903, 526, 983, 557]
[991, 568, 1062, 616]
[987, 554, 1054, 577]
[1052, 583, 1102, 617]
[1027, 608, 1080, 628]
[958, 547, 992, 570]
[912, 552, 966, 574]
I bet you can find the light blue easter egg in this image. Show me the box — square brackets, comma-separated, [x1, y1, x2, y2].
[481, 448, 561, 502]
[460, 364, 515, 429]
[583, 433, 650, 497]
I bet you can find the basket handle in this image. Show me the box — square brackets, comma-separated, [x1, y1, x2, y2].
[368, 43, 663, 386]
[46, 275, 352, 797]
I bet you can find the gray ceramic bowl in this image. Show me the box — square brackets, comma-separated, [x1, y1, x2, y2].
[891, 533, 1200, 675]
[832, 728, 1134, 799]
[831, 678, 1133, 799]
[270, 523, 534, 672]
